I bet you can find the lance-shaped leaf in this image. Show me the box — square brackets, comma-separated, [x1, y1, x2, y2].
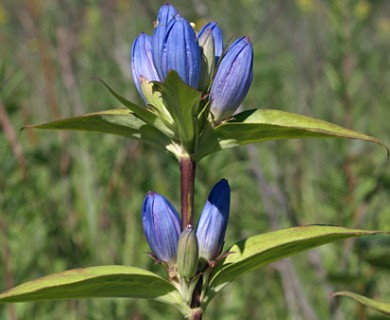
[333, 291, 390, 317]
[204, 226, 386, 305]
[24, 109, 171, 149]
[98, 79, 175, 138]
[193, 109, 388, 160]
[0, 265, 189, 316]
[154, 71, 202, 153]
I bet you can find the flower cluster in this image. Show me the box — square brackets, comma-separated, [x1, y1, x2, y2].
[131, 4, 253, 121]
[142, 179, 230, 277]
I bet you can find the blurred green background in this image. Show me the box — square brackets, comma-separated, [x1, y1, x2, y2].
[1, 0, 390, 319]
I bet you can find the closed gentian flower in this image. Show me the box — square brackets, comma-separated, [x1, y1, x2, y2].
[131, 33, 161, 102]
[209, 36, 253, 121]
[198, 22, 223, 92]
[152, 4, 178, 80]
[198, 22, 223, 61]
[196, 179, 230, 263]
[142, 192, 181, 267]
[159, 15, 201, 88]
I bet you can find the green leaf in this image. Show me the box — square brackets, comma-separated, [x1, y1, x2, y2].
[156, 71, 202, 153]
[0, 265, 189, 315]
[334, 291, 390, 317]
[24, 109, 171, 149]
[98, 79, 175, 138]
[193, 109, 388, 160]
[205, 226, 385, 305]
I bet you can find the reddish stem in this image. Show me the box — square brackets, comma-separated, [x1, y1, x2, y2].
[179, 157, 196, 230]
[191, 309, 203, 320]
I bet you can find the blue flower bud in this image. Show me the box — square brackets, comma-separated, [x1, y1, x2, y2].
[198, 22, 223, 62]
[209, 36, 253, 121]
[142, 192, 181, 266]
[198, 28, 215, 93]
[159, 15, 201, 88]
[198, 23, 223, 93]
[131, 33, 161, 102]
[196, 179, 230, 263]
[152, 4, 178, 80]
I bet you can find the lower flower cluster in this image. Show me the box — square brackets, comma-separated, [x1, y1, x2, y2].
[142, 179, 230, 283]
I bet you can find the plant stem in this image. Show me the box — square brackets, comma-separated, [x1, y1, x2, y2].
[179, 157, 196, 230]
[190, 308, 203, 320]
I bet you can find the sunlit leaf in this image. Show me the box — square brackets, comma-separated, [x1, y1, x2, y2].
[0, 265, 189, 315]
[24, 109, 171, 149]
[205, 226, 385, 305]
[334, 291, 390, 317]
[155, 71, 202, 153]
[98, 79, 175, 138]
[193, 109, 388, 160]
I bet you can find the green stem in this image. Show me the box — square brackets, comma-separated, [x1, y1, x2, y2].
[179, 157, 196, 230]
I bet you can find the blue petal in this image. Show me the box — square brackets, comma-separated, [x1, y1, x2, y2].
[198, 22, 223, 61]
[209, 36, 253, 121]
[131, 33, 160, 102]
[152, 4, 178, 80]
[142, 192, 181, 265]
[161, 15, 201, 88]
[196, 179, 230, 261]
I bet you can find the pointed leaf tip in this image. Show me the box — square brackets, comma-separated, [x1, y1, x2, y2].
[0, 265, 190, 316]
[22, 109, 172, 149]
[333, 291, 390, 317]
[204, 226, 386, 305]
[193, 109, 389, 160]
[0, 265, 178, 302]
[96, 78, 175, 138]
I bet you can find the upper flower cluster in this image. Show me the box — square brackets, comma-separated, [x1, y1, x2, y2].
[142, 179, 230, 277]
[131, 4, 253, 121]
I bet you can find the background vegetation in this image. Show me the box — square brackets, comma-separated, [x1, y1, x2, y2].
[1, 0, 389, 319]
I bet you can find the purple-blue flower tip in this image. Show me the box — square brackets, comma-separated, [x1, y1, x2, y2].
[198, 22, 223, 60]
